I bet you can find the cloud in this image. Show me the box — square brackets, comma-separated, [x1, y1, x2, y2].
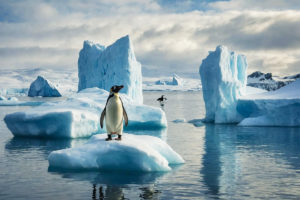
[0, 0, 300, 77]
[210, 0, 300, 11]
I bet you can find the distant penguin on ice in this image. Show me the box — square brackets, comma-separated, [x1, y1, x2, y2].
[100, 85, 128, 141]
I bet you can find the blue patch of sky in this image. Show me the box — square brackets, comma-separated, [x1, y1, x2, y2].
[0, 3, 22, 22]
[156, 0, 229, 12]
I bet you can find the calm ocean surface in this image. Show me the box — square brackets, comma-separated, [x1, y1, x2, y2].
[0, 91, 300, 199]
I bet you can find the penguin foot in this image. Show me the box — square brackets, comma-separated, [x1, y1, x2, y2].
[105, 135, 112, 141]
[115, 135, 122, 141]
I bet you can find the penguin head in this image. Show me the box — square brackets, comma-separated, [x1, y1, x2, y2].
[110, 85, 124, 93]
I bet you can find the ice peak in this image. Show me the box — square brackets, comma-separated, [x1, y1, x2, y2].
[83, 40, 105, 51]
[78, 35, 143, 104]
[28, 75, 61, 97]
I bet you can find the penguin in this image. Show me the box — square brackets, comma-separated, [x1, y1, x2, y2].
[157, 95, 167, 103]
[100, 85, 128, 141]
[157, 95, 167, 107]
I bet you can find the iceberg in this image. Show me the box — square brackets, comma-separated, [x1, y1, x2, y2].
[199, 45, 299, 126]
[154, 74, 183, 86]
[78, 35, 143, 104]
[28, 76, 61, 97]
[199, 45, 248, 123]
[172, 74, 183, 86]
[143, 77, 201, 91]
[0, 96, 6, 100]
[4, 88, 167, 138]
[237, 79, 300, 126]
[48, 133, 184, 172]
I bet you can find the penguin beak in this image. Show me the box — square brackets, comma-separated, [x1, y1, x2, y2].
[115, 85, 124, 93]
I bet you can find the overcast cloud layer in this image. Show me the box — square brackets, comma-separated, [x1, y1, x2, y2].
[0, 0, 299, 77]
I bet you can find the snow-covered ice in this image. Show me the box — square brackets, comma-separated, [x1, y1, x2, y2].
[0, 68, 78, 97]
[4, 88, 167, 138]
[28, 76, 61, 97]
[48, 133, 184, 172]
[154, 74, 183, 86]
[247, 71, 299, 91]
[237, 79, 300, 126]
[78, 35, 143, 104]
[199, 45, 248, 123]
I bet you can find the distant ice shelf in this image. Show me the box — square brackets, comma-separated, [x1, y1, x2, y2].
[48, 133, 184, 172]
[4, 88, 167, 138]
[143, 77, 201, 91]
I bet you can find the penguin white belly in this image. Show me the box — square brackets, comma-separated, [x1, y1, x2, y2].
[105, 96, 123, 135]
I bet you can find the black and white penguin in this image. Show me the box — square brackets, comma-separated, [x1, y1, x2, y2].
[157, 95, 167, 103]
[100, 85, 128, 141]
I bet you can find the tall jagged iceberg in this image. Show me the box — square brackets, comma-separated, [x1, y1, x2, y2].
[78, 35, 143, 104]
[199, 45, 248, 123]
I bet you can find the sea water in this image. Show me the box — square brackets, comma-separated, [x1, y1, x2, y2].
[0, 91, 300, 199]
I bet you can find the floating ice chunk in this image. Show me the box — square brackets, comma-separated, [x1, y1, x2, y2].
[188, 119, 205, 127]
[7, 97, 18, 101]
[199, 45, 248, 123]
[172, 119, 186, 123]
[4, 88, 167, 138]
[78, 35, 143, 104]
[48, 134, 184, 172]
[28, 76, 61, 97]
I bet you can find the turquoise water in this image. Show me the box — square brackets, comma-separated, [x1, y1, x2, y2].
[0, 91, 300, 199]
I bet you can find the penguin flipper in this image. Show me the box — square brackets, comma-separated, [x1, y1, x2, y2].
[123, 107, 128, 126]
[100, 107, 106, 129]
[119, 97, 128, 126]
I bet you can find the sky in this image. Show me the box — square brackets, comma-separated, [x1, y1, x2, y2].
[0, 0, 300, 77]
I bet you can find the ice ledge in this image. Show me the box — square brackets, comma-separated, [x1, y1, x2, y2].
[48, 133, 184, 172]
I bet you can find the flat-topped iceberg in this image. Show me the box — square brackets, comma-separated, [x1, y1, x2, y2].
[4, 88, 167, 138]
[48, 133, 184, 172]
[28, 76, 61, 97]
[238, 79, 300, 126]
[199, 45, 248, 123]
[78, 35, 143, 104]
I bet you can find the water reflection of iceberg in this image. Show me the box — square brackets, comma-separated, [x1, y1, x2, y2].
[49, 170, 164, 199]
[49, 170, 165, 185]
[201, 124, 300, 198]
[5, 137, 87, 158]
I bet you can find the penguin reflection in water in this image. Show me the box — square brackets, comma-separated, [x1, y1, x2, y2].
[100, 85, 128, 141]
